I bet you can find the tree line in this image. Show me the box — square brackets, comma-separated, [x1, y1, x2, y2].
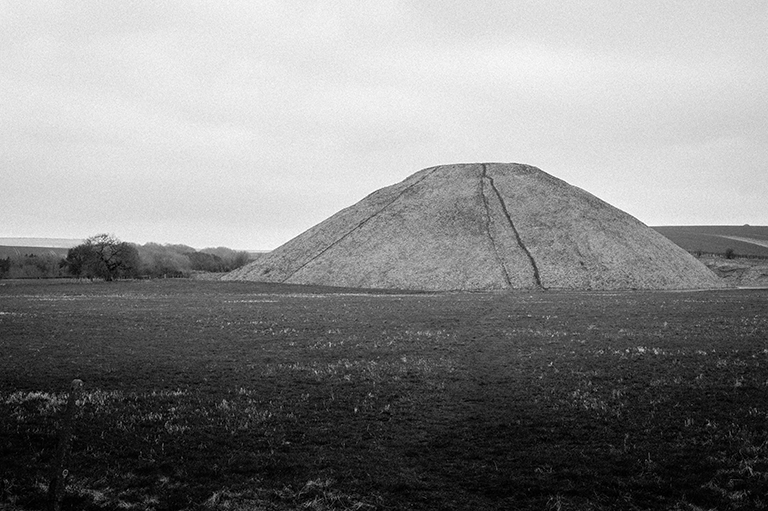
[0, 234, 253, 280]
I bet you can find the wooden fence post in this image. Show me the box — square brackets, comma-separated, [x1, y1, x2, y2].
[48, 379, 83, 511]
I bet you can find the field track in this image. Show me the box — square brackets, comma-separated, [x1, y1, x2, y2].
[1, 279, 768, 510]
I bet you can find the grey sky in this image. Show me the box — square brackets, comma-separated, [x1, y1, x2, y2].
[2, 1, 766, 250]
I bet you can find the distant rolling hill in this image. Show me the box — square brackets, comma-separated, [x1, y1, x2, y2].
[0, 238, 82, 259]
[0, 245, 69, 259]
[0, 246, 72, 258]
[0, 237, 83, 248]
[653, 226, 768, 258]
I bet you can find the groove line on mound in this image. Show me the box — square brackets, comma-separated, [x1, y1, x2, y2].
[479, 165, 512, 288]
[280, 166, 444, 283]
[482, 164, 544, 289]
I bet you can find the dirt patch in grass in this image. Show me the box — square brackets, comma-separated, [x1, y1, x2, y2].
[701, 256, 768, 288]
[1, 279, 767, 510]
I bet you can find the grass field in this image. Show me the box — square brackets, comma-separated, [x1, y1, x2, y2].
[1, 279, 768, 510]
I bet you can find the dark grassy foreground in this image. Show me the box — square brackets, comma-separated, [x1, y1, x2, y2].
[1, 280, 767, 510]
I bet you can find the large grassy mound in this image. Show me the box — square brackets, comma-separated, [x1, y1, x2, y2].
[226, 163, 722, 290]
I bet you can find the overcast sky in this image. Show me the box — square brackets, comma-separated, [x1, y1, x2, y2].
[2, 1, 766, 250]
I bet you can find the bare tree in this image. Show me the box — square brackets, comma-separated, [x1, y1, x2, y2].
[66, 234, 139, 280]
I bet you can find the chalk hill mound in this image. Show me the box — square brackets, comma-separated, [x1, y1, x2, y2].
[225, 163, 722, 290]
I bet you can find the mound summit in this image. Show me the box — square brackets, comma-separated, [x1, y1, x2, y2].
[225, 163, 722, 291]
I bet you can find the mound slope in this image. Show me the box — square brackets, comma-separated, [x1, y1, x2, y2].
[225, 163, 723, 291]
